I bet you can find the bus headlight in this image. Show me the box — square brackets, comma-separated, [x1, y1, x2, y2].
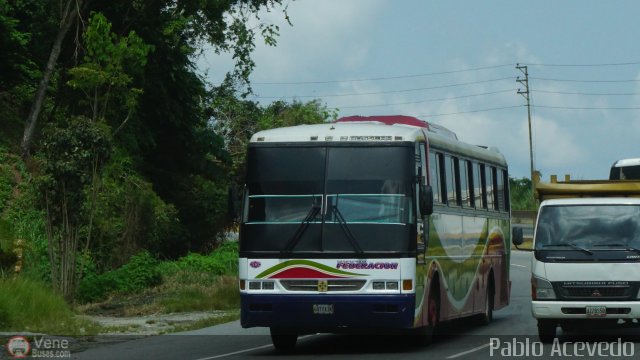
[531, 277, 556, 300]
[372, 281, 400, 290]
[248, 280, 275, 290]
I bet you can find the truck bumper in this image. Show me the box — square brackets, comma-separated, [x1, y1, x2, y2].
[532, 301, 640, 319]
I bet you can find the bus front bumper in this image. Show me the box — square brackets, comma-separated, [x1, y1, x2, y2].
[241, 294, 415, 331]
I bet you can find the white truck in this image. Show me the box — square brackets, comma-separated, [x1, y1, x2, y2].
[517, 178, 640, 342]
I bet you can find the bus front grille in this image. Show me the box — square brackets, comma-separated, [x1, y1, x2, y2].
[280, 279, 366, 292]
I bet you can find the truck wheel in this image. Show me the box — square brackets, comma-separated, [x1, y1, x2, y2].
[270, 328, 297, 352]
[537, 320, 556, 343]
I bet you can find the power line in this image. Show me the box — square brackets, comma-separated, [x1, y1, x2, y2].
[533, 89, 640, 96]
[250, 64, 514, 85]
[337, 89, 516, 109]
[531, 77, 640, 83]
[534, 105, 640, 110]
[527, 61, 640, 67]
[250, 77, 516, 99]
[414, 105, 523, 118]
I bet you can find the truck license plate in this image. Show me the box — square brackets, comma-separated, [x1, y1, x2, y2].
[586, 306, 606, 317]
[313, 304, 334, 315]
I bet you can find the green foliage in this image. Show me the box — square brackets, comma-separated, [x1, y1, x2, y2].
[157, 241, 239, 276]
[0, 146, 14, 214]
[38, 116, 113, 299]
[2, 183, 50, 282]
[258, 99, 336, 130]
[91, 150, 180, 269]
[78, 251, 161, 303]
[0, 276, 97, 335]
[0, 0, 38, 89]
[67, 12, 151, 124]
[510, 177, 537, 210]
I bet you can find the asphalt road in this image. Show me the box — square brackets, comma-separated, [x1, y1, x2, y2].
[64, 251, 640, 360]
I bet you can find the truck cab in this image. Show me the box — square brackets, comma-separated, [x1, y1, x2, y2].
[531, 197, 640, 342]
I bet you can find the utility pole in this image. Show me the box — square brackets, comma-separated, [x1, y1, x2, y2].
[516, 64, 535, 198]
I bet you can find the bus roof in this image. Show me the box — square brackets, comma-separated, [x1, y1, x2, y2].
[612, 158, 640, 167]
[249, 116, 506, 166]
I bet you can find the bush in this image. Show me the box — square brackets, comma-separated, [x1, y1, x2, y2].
[157, 241, 238, 276]
[78, 251, 161, 303]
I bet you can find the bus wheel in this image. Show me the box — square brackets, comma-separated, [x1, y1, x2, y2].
[425, 285, 440, 341]
[270, 328, 297, 352]
[477, 283, 494, 325]
[537, 320, 556, 343]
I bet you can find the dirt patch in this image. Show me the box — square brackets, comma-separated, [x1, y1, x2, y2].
[82, 311, 231, 335]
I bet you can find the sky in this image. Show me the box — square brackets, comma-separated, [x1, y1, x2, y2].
[198, 0, 640, 180]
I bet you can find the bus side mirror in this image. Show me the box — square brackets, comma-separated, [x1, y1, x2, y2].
[512, 226, 524, 246]
[420, 185, 433, 216]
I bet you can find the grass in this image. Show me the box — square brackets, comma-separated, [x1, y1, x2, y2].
[77, 272, 240, 317]
[0, 277, 99, 335]
[159, 274, 239, 313]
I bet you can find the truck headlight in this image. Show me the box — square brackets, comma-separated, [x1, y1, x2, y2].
[531, 277, 556, 300]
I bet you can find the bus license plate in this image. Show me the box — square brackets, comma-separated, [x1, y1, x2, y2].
[586, 306, 606, 317]
[313, 304, 334, 315]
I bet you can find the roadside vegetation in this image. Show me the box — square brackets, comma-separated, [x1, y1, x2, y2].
[0, 1, 334, 336]
[0, 1, 538, 337]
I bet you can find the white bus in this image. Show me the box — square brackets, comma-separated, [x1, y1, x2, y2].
[238, 115, 516, 351]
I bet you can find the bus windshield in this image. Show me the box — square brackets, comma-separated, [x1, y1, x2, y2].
[242, 144, 415, 256]
[535, 205, 640, 251]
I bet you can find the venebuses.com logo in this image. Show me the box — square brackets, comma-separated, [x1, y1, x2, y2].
[5, 335, 72, 358]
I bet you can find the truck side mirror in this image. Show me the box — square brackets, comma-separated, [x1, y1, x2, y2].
[420, 185, 433, 216]
[512, 226, 524, 246]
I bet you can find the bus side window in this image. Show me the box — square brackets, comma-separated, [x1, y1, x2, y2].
[485, 165, 495, 210]
[475, 163, 486, 209]
[459, 159, 471, 208]
[500, 169, 510, 212]
[429, 151, 444, 204]
[496, 168, 506, 211]
[445, 155, 458, 206]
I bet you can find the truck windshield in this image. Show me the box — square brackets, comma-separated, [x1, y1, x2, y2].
[242, 144, 414, 256]
[535, 205, 640, 251]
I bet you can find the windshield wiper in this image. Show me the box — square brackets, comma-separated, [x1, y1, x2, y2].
[593, 243, 640, 254]
[281, 203, 321, 254]
[331, 197, 363, 254]
[542, 242, 593, 255]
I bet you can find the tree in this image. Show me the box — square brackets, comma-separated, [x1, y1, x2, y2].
[21, 0, 85, 159]
[39, 116, 110, 301]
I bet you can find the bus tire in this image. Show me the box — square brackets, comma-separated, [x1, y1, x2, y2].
[477, 281, 494, 325]
[270, 328, 297, 352]
[537, 320, 556, 343]
[425, 281, 440, 342]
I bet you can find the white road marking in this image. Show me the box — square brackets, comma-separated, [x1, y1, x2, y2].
[192, 335, 315, 360]
[192, 344, 273, 360]
[510, 263, 527, 268]
[446, 342, 490, 359]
